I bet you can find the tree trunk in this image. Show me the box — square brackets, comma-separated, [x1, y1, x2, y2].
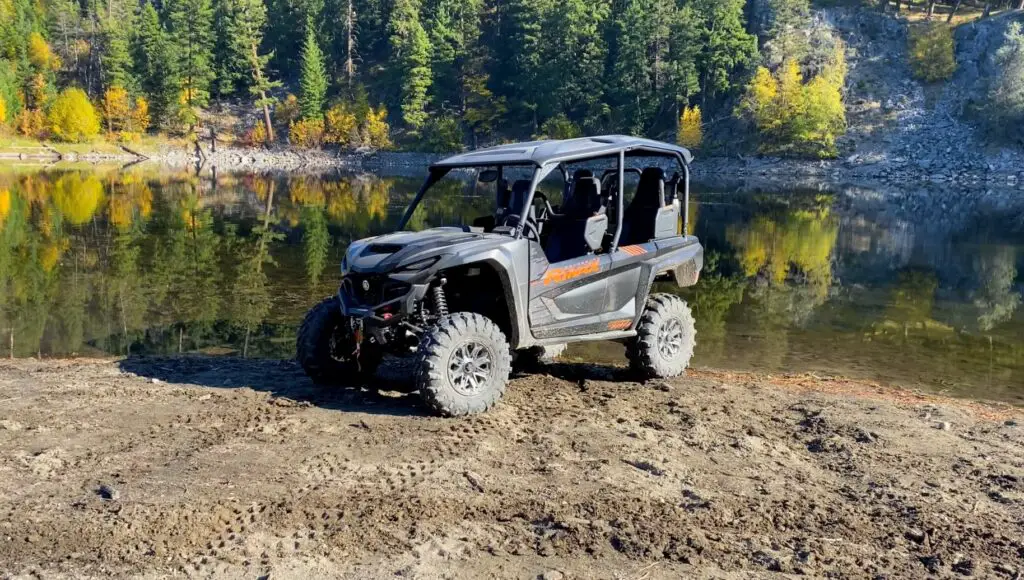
[926, 0, 936, 19]
[947, 0, 963, 22]
[983, 2, 993, 17]
[344, 0, 355, 91]
[249, 38, 276, 145]
[9, 327, 13, 359]
[261, 100, 274, 144]
[894, 0, 901, 12]
[1017, 0, 1023, 10]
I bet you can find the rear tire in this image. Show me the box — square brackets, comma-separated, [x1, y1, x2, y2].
[416, 313, 512, 417]
[296, 296, 381, 385]
[626, 293, 696, 379]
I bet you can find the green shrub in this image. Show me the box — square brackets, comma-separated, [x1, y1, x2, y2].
[909, 24, 956, 82]
[419, 115, 463, 153]
[536, 114, 582, 140]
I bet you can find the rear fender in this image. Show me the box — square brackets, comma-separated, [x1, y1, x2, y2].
[635, 238, 703, 313]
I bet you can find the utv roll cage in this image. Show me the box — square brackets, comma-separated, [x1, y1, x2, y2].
[398, 135, 693, 251]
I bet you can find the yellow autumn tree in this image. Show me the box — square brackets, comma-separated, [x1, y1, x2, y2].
[131, 97, 150, 134]
[324, 102, 358, 146]
[362, 106, 391, 149]
[101, 87, 150, 141]
[27, 32, 60, 71]
[738, 46, 847, 158]
[102, 86, 131, 134]
[677, 105, 703, 149]
[289, 117, 325, 148]
[0, 95, 7, 130]
[49, 88, 100, 142]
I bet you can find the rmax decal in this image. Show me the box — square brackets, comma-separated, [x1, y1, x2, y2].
[540, 258, 601, 286]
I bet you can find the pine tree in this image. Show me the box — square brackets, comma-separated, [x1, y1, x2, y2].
[299, 18, 328, 119]
[166, 0, 216, 128]
[610, 0, 674, 134]
[236, 0, 281, 142]
[764, 0, 812, 68]
[539, 0, 609, 129]
[691, 0, 757, 106]
[134, 1, 179, 124]
[491, 0, 548, 132]
[388, 0, 431, 132]
[989, 22, 1024, 143]
[99, 0, 139, 94]
[425, 0, 481, 111]
[212, 0, 244, 96]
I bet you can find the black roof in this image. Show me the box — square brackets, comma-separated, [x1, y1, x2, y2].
[430, 135, 693, 169]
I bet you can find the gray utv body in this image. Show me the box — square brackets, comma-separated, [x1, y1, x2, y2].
[298, 135, 703, 416]
[341, 135, 702, 347]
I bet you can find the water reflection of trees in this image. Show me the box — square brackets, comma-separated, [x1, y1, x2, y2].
[0, 168, 502, 358]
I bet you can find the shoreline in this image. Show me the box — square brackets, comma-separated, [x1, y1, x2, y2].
[0, 356, 1020, 578]
[4, 143, 1023, 192]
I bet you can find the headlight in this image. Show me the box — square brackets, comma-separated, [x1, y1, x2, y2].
[400, 256, 440, 271]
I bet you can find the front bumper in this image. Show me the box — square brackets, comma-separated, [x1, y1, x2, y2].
[338, 273, 429, 321]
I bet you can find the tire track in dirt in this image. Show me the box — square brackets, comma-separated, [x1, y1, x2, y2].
[0, 358, 1021, 578]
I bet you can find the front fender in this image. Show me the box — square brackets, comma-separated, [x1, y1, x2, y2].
[446, 240, 531, 349]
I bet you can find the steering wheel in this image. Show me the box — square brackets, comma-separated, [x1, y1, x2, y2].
[500, 213, 542, 240]
[532, 192, 555, 221]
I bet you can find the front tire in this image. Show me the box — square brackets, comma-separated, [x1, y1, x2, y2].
[416, 313, 512, 417]
[626, 293, 696, 379]
[296, 296, 381, 385]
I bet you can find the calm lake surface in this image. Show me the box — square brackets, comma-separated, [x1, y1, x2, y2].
[1, 164, 1022, 403]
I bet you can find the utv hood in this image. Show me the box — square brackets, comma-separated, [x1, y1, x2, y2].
[345, 227, 509, 273]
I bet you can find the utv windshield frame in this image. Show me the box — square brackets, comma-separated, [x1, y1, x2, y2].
[397, 136, 692, 252]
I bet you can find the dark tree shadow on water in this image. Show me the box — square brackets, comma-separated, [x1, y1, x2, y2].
[117, 355, 425, 418]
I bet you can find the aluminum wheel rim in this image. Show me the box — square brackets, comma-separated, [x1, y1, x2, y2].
[448, 342, 493, 396]
[658, 318, 684, 360]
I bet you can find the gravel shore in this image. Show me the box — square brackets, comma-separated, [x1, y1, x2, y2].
[0, 357, 1021, 578]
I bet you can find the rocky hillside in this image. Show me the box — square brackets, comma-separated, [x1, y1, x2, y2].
[835, 8, 1023, 184]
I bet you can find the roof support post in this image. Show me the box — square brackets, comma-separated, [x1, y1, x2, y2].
[610, 150, 625, 251]
[681, 154, 690, 236]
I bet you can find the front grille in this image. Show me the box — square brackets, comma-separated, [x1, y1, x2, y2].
[341, 275, 409, 306]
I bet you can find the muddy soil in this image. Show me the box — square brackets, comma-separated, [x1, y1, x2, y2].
[0, 358, 1021, 579]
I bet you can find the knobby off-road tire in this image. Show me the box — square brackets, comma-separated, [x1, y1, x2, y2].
[627, 293, 696, 379]
[416, 313, 513, 417]
[296, 296, 382, 385]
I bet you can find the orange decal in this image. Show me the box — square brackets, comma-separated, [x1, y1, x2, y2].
[608, 319, 632, 331]
[542, 258, 601, 286]
[620, 245, 647, 256]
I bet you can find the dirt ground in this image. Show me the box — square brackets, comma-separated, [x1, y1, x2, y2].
[0, 358, 1022, 579]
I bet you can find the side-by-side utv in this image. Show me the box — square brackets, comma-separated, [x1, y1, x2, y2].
[297, 135, 703, 416]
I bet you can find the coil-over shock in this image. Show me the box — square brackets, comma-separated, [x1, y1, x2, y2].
[431, 278, 449, 318]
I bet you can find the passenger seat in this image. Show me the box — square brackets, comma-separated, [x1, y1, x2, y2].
[544, 176, 607, 263]
[620, 167, 670, 246]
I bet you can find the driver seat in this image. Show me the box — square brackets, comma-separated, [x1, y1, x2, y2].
[544, 176, 607, 263]
[498, 179, 536, 230]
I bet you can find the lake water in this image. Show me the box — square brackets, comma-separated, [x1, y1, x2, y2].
[1, 164, 1021, 403]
